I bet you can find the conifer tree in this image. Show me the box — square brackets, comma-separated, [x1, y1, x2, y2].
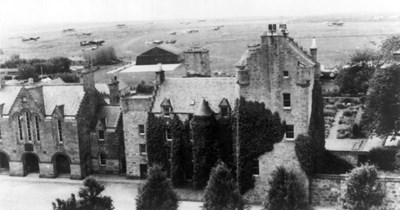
[203, 161, 245, 210]
[264, 166, 310, 210]
[136, 164, 179, 210]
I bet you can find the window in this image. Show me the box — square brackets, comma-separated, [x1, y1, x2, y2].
[286, 125, 294, 139]
[163, 107, 171, 117]
[25, 112, 32, 142]
[139, 144, 146, 155]
[0, 127, 2, 141]
[57, 119, 63, 143]
[283, 71, 289, 78]
[221, 107, 229, 117]
[283, 93, 291, 109]
[166, 128, 172, 141]
[22, 96, 27, 102]
[17, 115, 23, 141]
[100, 117, 106, 127]
[252, 159, 259, 175]
[139, 124, 145, 136]
[34, 116, 40, 142]
[98, 130, 105, 141]
[99, 153, 106, 166]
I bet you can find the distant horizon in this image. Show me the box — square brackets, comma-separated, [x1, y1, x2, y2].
[2, 0, 400, 29]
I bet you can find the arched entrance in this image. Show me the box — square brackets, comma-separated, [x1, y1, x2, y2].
[54, 154, 70, 177]
[24, 153, 39, 174]
[0, 152, 9, 173]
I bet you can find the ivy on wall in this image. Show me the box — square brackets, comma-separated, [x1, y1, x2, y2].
[191, 114, 219, 190]
[235, 97, 286, 194]
[146, 113, 170, 174]
[170, 117, 192, 187]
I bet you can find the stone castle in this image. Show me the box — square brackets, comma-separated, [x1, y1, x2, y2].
[121, 24, 320, 198]
[0, 24, 319, 200]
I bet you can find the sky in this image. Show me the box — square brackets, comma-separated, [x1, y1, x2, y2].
[1, 0, 400, 28]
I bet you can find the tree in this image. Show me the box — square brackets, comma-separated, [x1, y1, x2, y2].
[84, 46, 119, 65]
[362, 65, 400, 137]
[17, 64, 39, 81]
[380, 36, 400, 62]
[52, 177, 114, 210]
[335, 64, 375, 95]
[136, 164, 179, 210]
[263, 166, 310, 210]
[339, 165, 385, 210]
[308, 80, 325, 151]
[203, 161, 245, 210]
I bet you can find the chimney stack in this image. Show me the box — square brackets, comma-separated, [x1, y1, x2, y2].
[81, 68, 95, 92]
[310, 37, 318, 62]
[108, 75, 120, 105]
[183, 47, 211, 77]
[155, 63, 165, 85]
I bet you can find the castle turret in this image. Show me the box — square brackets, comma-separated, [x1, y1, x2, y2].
[194, 98, 213, 117]
[184, 47, 211, 77]
[108, 76, 120, 105]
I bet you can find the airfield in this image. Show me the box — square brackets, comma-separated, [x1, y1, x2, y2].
[2, 17, 400, 73]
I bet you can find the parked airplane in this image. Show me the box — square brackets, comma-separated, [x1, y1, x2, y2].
[80, 39, 105, 46]
[22, 37, 40, 42]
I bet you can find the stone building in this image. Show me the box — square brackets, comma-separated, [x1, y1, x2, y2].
[0, 70, 125, 179]
[121, 24, 320, 199]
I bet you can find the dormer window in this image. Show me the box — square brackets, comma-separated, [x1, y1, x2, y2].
[98, 130, 105, 141]
[219, 98, 231, 117]
[22, 96, 27, 102]
[161, 98, 172, 117]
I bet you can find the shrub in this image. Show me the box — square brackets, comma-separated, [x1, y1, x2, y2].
[52, 177, 114, 210]
[136, 164, 179, 210]
[295, 134, 315, 175]
[84, 46, 119, 65]
[263, 166, 311, 210]
[324, 104, 337, 111]
[368, 147, 398, 171]
[339, 165, 385, 210]
[323, 109, 336, 117]
[343, 110, 354, 117]
[56, 73, 80, 83]
[336, 103, 347, 109]
[203, 161, 245, 210]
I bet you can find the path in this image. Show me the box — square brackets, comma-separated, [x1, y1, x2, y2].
[326, 109, 343, 141]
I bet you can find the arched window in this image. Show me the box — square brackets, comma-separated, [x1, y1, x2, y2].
[57, 119, 63, 143]
[25, 112, 32, 142]
[34, 115, 40, 142]
[17, 115, 23, 141]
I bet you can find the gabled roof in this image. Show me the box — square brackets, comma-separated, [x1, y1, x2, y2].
[152, 77, 238, 113]
[97, 106, 121, 128]
[0, 86, 22, 115]
[160, 98, 172, 107]
[95, 83, 110, 95]
[42, 85, 85, 116]
[141, 44, 183, 56]
[219, 98, 230, 107]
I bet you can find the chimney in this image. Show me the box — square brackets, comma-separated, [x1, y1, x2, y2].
[268, 24, 277, 35]
[184, 47, 211, 77]
[310, 37, 318, 62]
[155, 63, 165, 85]
[108, 75, 120, 105]
[81, 68, 95, 92]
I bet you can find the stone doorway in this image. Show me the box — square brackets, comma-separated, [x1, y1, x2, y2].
[24, 153, 39, 174]
[54, 154, 70, 177]
[0, 152, 9, 173]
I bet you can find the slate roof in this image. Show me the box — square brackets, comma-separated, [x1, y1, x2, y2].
[194, 99, 214, 116]
[152, 77, 238, 113]
[143, 44, 183, 55]
[42, 85, 85, 116]
[95, 83, 110, 95]
[0, 86, 22, 115]
[98, 105, 121, 128]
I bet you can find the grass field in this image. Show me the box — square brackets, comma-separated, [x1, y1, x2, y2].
[2, 17, 400, 74]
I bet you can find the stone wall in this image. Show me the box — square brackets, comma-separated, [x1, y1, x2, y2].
[311, 174, 400, 209]
[121, 96, 152, 178]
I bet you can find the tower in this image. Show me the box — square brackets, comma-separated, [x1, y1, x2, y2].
[108, 76, 120, 105]
[183, 47, 211, 77]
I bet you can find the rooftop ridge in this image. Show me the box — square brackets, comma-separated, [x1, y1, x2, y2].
[286, 36, 315, 62]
